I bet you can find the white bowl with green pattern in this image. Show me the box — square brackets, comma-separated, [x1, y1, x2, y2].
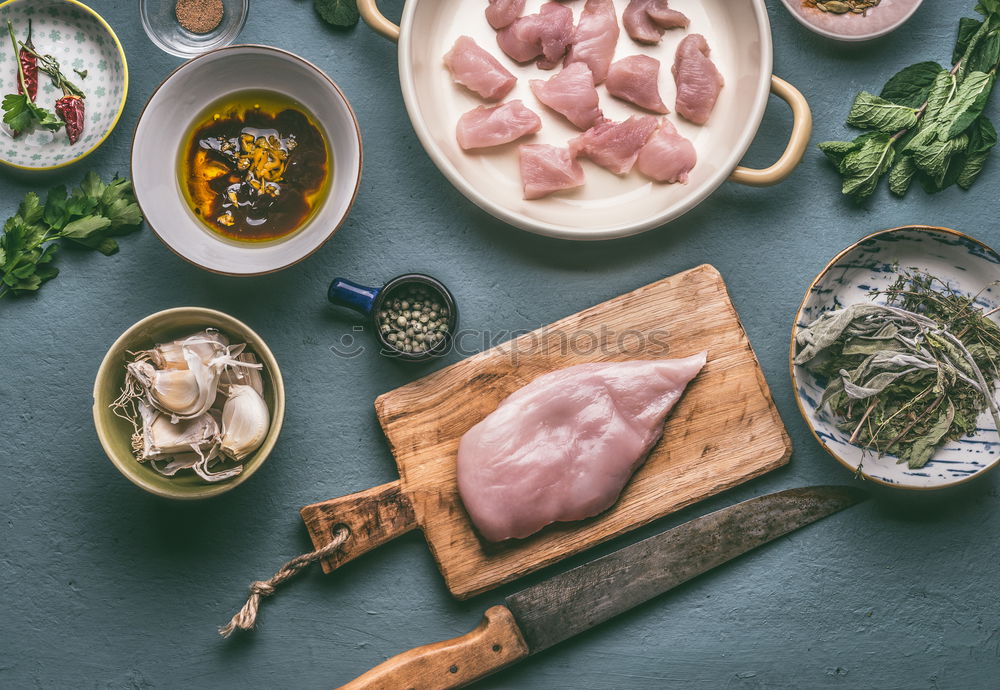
[0, 0, 127, 170]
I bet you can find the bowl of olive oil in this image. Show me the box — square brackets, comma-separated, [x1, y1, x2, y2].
[131, 46, 362, 275]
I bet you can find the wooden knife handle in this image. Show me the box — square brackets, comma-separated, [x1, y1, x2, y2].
[300, 480, 418, 574]
[338, 606, 530, 690]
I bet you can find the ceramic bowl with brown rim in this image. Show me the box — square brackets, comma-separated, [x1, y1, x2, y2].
[790, 226, 1000, 490]
[93, 307, 285, 499]
[131, 45, 362, 276]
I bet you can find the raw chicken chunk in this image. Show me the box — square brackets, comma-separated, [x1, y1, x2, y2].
[636, 118, 697, 183]
[497, 2, 574, 69]
[529, 62, 603, 130]
[605, 55, 669, 114]
[519, 144, 585, 199]
[673, 34, 724, 125]
[569, 115, 659, 175]
[564, 0, 620, 84]
[444, 36, 517, 101]
[486, 0, 526, 29]
[457, 354, 708, 542]
[456, 100, 542, 150]
[623, 0, 689, 45]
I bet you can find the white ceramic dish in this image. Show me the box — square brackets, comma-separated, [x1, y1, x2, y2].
[780, 0, 923, 42]
[358, 0, 811, 240]
[131, 45, 362, 276]
[0, 0, 127, 170]
[791, 226, 1000, 491]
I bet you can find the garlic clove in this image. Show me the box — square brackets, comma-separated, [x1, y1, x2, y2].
[219, 352, 265, 396]
[138, 403, 219, 462]
[220, 384, 270, 462]
[150, 369, 202, 415]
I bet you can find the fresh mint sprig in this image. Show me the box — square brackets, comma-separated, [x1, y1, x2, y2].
[820, 1, 1000, 201]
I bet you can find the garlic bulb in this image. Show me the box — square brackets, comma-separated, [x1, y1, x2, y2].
[220, 385, 270, 461]
[138, 403, 219, 462]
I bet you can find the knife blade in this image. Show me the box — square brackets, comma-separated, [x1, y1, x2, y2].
[338, 485, 867, 690]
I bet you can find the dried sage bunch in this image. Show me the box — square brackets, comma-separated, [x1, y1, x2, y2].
[795, 272, 1000, 469]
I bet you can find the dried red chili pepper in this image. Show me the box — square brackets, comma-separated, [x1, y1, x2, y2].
[55, 95, 84, 144]
[15, 19, 36, 101]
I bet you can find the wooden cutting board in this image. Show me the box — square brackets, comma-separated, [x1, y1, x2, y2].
[301, 264, 791, 599]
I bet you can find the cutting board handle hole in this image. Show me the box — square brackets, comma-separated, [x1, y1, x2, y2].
[332, 523, 352, 541]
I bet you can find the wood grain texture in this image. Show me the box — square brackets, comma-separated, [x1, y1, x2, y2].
[337, 606, 529, 690]
[300, 481, 417, 573]
[304, 265, 792, 598]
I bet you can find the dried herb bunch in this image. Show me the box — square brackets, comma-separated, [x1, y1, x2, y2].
[795, 271, 1000, 470]
[805, 1, 881, 15]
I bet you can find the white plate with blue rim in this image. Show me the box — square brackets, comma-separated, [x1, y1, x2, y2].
[790, 225, 1000, 490]
[0, 0, 127, 170]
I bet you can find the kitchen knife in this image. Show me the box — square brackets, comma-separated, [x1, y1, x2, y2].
[338, 485, 867, 690]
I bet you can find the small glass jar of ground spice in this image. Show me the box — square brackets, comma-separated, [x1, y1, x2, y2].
[328, 274, 459, 362]
[140, 0, 248, 58]
[175, 0, 225, 35]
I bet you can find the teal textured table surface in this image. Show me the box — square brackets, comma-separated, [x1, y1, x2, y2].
[2, 1, 998, 688]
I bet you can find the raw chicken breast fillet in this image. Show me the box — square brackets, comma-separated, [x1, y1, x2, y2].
[444, 36, 517, 101]
[673, 34, 724, 125]
[570, 115, 659, 175]
[486, 0, 526, 29]
[606, 55, 669, 114]
[564, 0, 620, 84]
[497, 2, 574, 69]
[529, 62, 603, 130]
[623, 0, 689, 44]
[457, 354, 708, 542]
[636, 118, 697, 183]
[457, 100, 542, 150]
[519, 144, 585, 199]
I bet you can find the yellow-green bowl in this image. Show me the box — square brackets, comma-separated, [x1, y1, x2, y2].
[92, 307, 285, 499]
[0, 0, 128, 170]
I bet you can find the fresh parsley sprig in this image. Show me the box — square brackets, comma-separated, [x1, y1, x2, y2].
[0, 172, 144, 299]
[820, 1, 1000, 201]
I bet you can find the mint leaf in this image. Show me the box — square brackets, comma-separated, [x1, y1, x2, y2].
[938, 70, 995, 138]
[912, 134, 969, 185]
[976, 0, 1000, 18]
[847, 92, 919, 133]
[967, 30, 1000, 73]
[840, 134, 896, 200]
[958, 116, 997, 188]
[880, 62, 945, 108]
[314, 0, 359, 28]
[889, 155, 918, 196]
[955, 18, 983, 63]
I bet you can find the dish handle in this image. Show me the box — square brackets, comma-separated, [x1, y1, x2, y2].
[358, 0, 401, 41]
[729, 76, 812, 187]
